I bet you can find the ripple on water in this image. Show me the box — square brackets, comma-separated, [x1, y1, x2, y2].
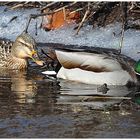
[0, 67, 139, 138]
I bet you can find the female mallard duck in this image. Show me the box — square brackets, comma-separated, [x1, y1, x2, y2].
[54, 47, 139, 85]
[0, 32, 43, 70]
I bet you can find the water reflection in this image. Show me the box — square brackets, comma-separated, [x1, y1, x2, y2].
[0, 69, 60, 117]
[56, 80, 134, 109]
[0, 70, 36, 103]
[0, 68, 139, 138]
[0, 68, 135, 111]
[59, 80, 131, 96]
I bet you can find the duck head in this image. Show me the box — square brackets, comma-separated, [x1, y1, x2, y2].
[11, 32, 43, 66]
[135, 60, 140, 75]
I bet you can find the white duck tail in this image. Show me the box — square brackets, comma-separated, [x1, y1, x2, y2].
[55, 48, 137, 85]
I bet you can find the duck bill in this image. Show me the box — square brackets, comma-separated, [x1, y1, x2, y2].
[30, 52, 44, 66]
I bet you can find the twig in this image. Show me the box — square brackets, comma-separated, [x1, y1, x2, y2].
[85, 11, 96, 23]
[27, 3, 77, 19]
[24, 11, 54, 33]
[119, 2, 128, 54]
[128, 2, 135, 11]
[35, 20, 38, 35]
[4, 2, 13, 5]
[75, 2, 91, 35]
[24, 11, 55, 33]
[41, 49, 54, 61]
[24, 16, 32, 33]
[9, 2, 29, 10]
[75, 9, 90, 35]
[8, 16, 18, 23]
[40, 2, 57, 11]
[52, 2, 77, 13]
[69, 7, 84, 15]
[130, 10, 140, 13]
[63, 7, 66, 21]
[24, 2, 77, 33]
[119, 22, 125, 54]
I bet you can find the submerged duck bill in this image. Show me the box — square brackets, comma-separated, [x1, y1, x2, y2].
[34, 59, 44, 66]
[31, 53, 44, 66]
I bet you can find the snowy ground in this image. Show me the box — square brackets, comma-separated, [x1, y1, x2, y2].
[0, 6, 140, 60]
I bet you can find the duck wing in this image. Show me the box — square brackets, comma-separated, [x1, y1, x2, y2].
[55, 48, 123, 72]
[0, 39, 13, 67]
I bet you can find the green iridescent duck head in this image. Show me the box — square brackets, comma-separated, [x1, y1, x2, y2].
[134, 60, 140, 75]
[11, 32, 44, 66]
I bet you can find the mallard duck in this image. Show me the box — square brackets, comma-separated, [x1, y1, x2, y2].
[0, 32, 43, 70]
[54, 47, 139, 85]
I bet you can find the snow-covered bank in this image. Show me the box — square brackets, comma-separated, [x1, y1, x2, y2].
[0, 6, 140, 60]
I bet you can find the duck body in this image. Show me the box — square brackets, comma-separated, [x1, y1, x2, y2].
[0, 41, 27, 69]
[0, 32, 43, 70]
[55, 47, 137, 85]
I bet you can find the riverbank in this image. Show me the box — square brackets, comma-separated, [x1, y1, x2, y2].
[0, 5, 140, 61]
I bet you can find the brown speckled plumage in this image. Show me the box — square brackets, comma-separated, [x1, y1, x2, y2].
[0, 32, 42, 70]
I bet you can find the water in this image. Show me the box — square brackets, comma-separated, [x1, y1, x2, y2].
[0, 5, 140, 138]
[0, 66, 140, 138]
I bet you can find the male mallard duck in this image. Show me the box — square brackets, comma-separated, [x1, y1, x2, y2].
[54, 47, 139, 85]
[0, 32, 43, 70]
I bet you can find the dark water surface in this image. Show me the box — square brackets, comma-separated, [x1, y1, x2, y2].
[0, 66, 140, 138]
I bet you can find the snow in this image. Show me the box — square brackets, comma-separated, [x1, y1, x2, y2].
[0, 6, 140, 60]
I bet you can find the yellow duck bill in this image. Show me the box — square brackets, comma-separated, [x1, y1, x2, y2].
[30, 51, 44, 66]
